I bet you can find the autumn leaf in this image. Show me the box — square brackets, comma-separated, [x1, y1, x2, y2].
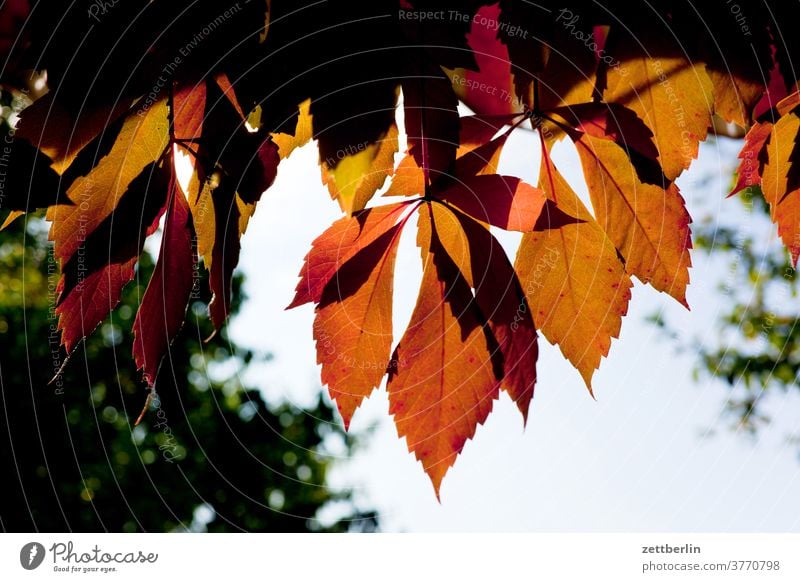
[272, 98, 313, 159]
[730, 92, 800, 197]
[431, 203, 537, 420]
[288, 203, 413, 309]
[549, 102, 659, 164]
[760, 106, 800, 264]
[55, 162, 170, 354]
[321, 124, 399, 214]
[388, 204, 500, 495]
[730, 121, 772, 196]
[172, 81, 206, 142]
[516, 157, 632, 388]
[601, 28, 714, 181]
[133, 173, 197, 386]
[437, 174, 547, 232]
[574, 132, 692, 305]
[314, 219, 405, 428]
[446, 4, 520, 116]
[384, 154, 425, 198]
[46, 100, 170, 262]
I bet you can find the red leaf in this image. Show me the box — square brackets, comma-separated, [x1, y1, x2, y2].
[133, 176, 197, 386]
[288, 202, 412, 309]
[730, 121, 772, 196]
[450, 4, 520, 116]
[402, 58, 460, 185]
[550, 102, 659, 163]
[173, 81, 206, 141]
[437, 175, 547, 232]
[207, 179, 241, 330]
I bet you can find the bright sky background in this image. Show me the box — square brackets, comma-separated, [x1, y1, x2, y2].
[228, 112, 800, 532]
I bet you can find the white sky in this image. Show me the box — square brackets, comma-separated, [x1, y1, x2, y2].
[228, 118, 800, 532]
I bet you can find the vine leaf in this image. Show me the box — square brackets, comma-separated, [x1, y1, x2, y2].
[388, 204, 500, 495]
[574, 132, 692, 305]
[601, 29, 714, 181]
[55, 162, 170, 354]
[133, 173, 197, 386]
[46, 100, 170, 262]
[437, 174, 547, 232]
[432, 204, 537, 420]
[760, 104, 800, 264]
[288, 203, 412, 309]
[516, 158, 632, 388]
[321, 124, 399, 214]
[314, 219, 404, 427]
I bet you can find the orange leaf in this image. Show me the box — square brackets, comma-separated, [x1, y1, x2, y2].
[289, 203, 412, 308]
[47, 100, 170, 262]
[602, 30, 714, 181]
[272, 98, 313, 159]
[321, 124, 399, 214]
[388, 204, 500, 495]
[730, 121, 772, 196]
[432, 203, 537, 420]
[314, 223, 403, 428]
[761, 107, 800, 264]
[173, 81, 206, 141]
[575, 132, 692, 305]
[516, 158, 632, 388]
[384, 154, 424, 198]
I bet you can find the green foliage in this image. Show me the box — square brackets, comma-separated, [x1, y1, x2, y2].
[0, 218, 377, 532]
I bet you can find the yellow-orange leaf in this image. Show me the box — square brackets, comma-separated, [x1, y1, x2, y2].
[575, 133, 692, 304]
[272, 98, 313, 159]
[47, 101, 170, 261]
[603, 39, 713, 181]
[321, 124, 399, 214]
[388, 205, 500, 495]
[384, 154, 424, 198]
[516, 159, 632, 388]
[761, 107, 800, 264]
[432, 203, 537, 420]
[185, 165, 217, 268]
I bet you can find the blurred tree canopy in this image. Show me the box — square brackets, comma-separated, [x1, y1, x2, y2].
[0, 216, 378, 532]
[653, 178, 800, 437]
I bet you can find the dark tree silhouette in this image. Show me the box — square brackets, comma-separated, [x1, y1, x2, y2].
[0, 217, 378, 532]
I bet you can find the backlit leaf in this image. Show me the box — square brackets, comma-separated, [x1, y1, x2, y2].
[575, 132, 692, 304]
[314, 221, 404, 428]
[133, 174, 197, 386]
[388, 205, 500, 495]
[516, 158, 632, 388]
[47, 100, 170, 262]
